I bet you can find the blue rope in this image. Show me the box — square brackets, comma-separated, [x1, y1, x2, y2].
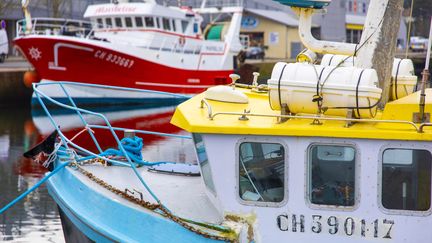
[100, 136, 169, 166]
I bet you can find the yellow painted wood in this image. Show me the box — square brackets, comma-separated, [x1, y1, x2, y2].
[171, 88, 432, 141]
[346, 23, 363, 30]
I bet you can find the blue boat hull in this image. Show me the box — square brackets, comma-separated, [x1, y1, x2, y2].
[57, 206, 96, 243]
[46, 163, 222, 243]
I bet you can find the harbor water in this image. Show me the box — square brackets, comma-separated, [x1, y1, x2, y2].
[0, 100, 194, 242]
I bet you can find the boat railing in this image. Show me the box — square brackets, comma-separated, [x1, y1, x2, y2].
[33, 81, 191, 203]
[193, 0, 244, 8]
[138, 36, 224, 54]
[16, 18, 95, 38]
[200, 98, 431, 133]
[16, 17, 225, 56]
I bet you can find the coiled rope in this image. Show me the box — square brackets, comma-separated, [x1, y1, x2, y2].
[100, 136, 168, 166]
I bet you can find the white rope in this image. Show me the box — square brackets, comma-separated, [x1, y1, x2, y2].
[34, 142, 62, 168]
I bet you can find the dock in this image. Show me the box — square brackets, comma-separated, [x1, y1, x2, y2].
[0, 56, 33, 107]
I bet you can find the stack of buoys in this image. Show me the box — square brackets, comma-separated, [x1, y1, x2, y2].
[23, 70, 40, 88]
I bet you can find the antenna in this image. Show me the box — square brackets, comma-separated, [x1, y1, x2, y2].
[21, 0, 33, 35]
[416, 17, 432, 123]
[200, 0, 207, 10]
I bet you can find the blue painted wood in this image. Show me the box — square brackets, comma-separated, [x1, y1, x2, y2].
[46, 161, 223, 243]
[273, 0, 331, 9]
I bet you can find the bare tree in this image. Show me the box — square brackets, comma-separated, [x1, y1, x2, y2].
[0, 0, 19, 17]
[51, 0, 64, 18]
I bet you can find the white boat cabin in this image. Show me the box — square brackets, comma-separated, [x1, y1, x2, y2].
[171, 87, 432, 242]
[84, 2, 204, 40]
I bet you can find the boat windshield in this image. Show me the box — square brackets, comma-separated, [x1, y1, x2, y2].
[382, 148, 431, 211]
[239, 142, 285, 203]
[309, 145, 356, 207]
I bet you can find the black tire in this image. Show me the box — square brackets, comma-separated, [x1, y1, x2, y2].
[0, 54, 5, 63]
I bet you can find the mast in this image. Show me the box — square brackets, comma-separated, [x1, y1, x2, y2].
[354, 0, 404, 106]
[417, 17, 432, 123]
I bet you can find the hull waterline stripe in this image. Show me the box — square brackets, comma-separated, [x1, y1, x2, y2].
[135, 81, 213, 88]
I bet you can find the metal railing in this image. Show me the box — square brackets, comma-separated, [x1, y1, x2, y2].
[15, 17, 226, 56]
[200, 97, 432, 133]
[16, 18, 94, 38]
[33, 81, 191, 203]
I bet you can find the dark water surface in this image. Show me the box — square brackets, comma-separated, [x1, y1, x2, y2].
[0, 101, 191, 242]
[0, 106, 64, 242]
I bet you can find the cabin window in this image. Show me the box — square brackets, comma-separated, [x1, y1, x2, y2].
[135, 17, 143, 27]
[162, 18, 171, 31]
[308, 145, 356, 207]
[192, 134, 216, 194]
[239, 142, 285, 203]
[96, 18, 103, 28]
[156, 17, 161, 29]
[115, 17, 123, 28]
[105, 18, 112, 28]
[382, 148, 431, 211]
[144, 17, 154, 28]
[172, 19, 177, 32]
[181, 21, 188, 33]
[193, 23, 199, 33]
[125, 17, 133, 28]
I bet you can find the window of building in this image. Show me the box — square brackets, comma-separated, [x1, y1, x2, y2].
[348, 0, 353, 12]
[96, 18, 103, 28]
[125, 17, 133, 28]
[156, 17, 161, 29]
[162, 18, 171, 31]
[181, 21, 188, 33]
[193, 23, 199, 33]
[135, 17, 143, 27]
[239, 142, 285, 203]
[382, 148, 431, 211]
[105, 18, 112, 28]
[309, 145, 356, 207]
[115, 17, 123, 28]
[362, 2, 367, 13]
[192, 134, 216, 194]
[346, 29, 362, 44]
[172, 19, 176, 32]
[144, 17, 154, 28]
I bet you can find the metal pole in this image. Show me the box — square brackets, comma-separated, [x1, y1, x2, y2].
[419, 17, 432, 122]
[405, 0, 415, 59]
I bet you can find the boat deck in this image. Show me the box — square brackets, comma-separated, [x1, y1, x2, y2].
[70, 163, 222, 224]
[172, 88, 432, 141]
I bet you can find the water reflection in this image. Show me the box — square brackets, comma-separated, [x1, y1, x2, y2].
[0, 106, 63, 242]
[0, 100, 193, 242]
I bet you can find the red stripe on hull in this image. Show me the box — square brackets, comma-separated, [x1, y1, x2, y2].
[14, 37, 232, 94]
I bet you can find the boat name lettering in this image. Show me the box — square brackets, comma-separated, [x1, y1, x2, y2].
[204, 45, 223, 53]
[94, 50, 134, 68]
[95, 6, 137, 14]
[276, 214, 394, 239]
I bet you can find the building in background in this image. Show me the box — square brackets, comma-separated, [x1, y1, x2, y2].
[181, 0, 307, 59]
[320, 0, 407, 48]
[0, 0, 408, 57]
[0, 0, 106, 54]
[239, 8, 303, 59]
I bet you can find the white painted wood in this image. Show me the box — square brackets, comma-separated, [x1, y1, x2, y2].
[200, 134, 432, 243]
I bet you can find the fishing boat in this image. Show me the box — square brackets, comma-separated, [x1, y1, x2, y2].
[3, 0, 432, 242]
[14, 0, 243, 104]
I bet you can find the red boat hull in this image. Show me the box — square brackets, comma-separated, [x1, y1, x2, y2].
[14, 36, 232, 94]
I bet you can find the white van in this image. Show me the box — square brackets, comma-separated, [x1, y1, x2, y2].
[0, 21, 8, 63]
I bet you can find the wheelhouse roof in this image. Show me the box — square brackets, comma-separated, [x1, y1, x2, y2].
[84, 3, 188, 19]
[171, 88, 432, 141]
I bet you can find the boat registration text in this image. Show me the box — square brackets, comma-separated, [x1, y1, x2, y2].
[277, 214, 394, 239]
[94, 50, 135, 68]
